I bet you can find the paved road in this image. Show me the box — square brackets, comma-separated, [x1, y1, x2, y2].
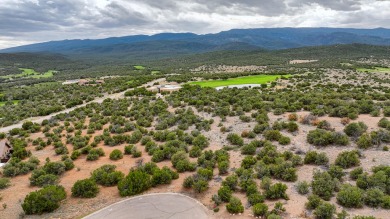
[84, 193, 210, 219]
[0, 78, 166, 133]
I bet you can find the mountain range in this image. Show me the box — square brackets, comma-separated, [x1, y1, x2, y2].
[1, 28, 390, 60]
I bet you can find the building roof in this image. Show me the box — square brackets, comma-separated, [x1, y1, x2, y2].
[0, 140, 11, 156]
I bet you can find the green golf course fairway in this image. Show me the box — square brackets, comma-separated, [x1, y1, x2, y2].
[189, 74, 290, 88]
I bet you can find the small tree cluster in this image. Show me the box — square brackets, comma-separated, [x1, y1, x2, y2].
[307, 129, 349, 146]
[22, 185, 66, 214]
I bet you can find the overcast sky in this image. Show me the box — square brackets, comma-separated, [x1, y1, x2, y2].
[0, 0, 389, 49]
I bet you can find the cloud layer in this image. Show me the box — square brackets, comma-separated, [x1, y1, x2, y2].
[0, 0, 389, 49]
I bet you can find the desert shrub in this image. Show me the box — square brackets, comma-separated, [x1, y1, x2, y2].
[71, 150, 81, 160]
[296, 181, 310, 195]
[241, 144, 256, 155]
[253, 203, 268, 217]
[328, 165, 345, 180]
[278, 136, 291, 145]
[171, 151, 196, 172]
[218, 186, 232, 202]
[55, 146, 68, 155]
[335, 150, 360, 169]
[226, 197, 244, 214]
[227, 133, 244, 146]
[356, 170, 388, 191]
[43, 161, 66, 175]
[349, 167, 363, 180]
[197, 168, 213, 181]
[109, 149, 123, 160]
[270, 201, 286, 215]
[192, 178, 209, 193]
[265, 183, 288, 200]
[182, 176, 194, 188]
[291, 155, 303, 166]
[131, 147, 142, 158]
[0, 178, 11, 189]
[314, 202, 336, 219]
[192, 134, 209, 149]
[260, 177, 272, 190]
[222, 174, 238, 191]
[22, 185, 66, 214]
[332, 132, 350, 145]
[288, 113, 298, 121]
[344, 122, 368, 138]
[91, 165, 124, 186]
[378, 118, 390, 128]
[304, 151, 329, 165]
[118, 169, 151, 196]
[267, 214, 282, 219]
[63, 158, 75, 171]
[300, 114, 318, 125]
[3, 157, 39, 177]
[307, 129, 349, 146]
[263, 130, 282, 141]
[286, 121, 299, 132]
[364, 188, 384, 207]
[306, 194, 323, 210]
[71, 178, 99, 198]
[312, 171, 335, 200]
[336, 184, 363, 208]
[307, 129, 333, 146]
[30, 169, 58, 187]
[382, 195, 390, 209]
[189, 146, 202, 157]
[218, 160, 229, 175]
[241, 155, 257, 169]
[384, 107, 390, 117]
[151, 167, 178, 186]
[357, 133, 373, 149]
[248, 192, 265, 205]
[253, 123, 269, 134]
[124, 145, 134, 154]
[317, 120, 332, 130]
[86, 148, 104, 161]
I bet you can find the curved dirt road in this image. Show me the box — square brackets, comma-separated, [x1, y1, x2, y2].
[83, 193, 210, 219]
[0, 78, 165, 133]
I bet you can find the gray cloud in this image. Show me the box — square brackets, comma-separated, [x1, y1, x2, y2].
[0, 0, 389, 49]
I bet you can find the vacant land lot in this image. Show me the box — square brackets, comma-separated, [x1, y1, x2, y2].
[189, 75, 288, 87]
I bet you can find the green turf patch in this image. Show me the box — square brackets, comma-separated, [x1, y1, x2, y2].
[0, 100, 19, 107]
[0, 68, 55, 79]
[357, 67, 390, 73]
[133, 65, 146, 70]
[188, 75, 290, 88]
[151, 70, 160, 75]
